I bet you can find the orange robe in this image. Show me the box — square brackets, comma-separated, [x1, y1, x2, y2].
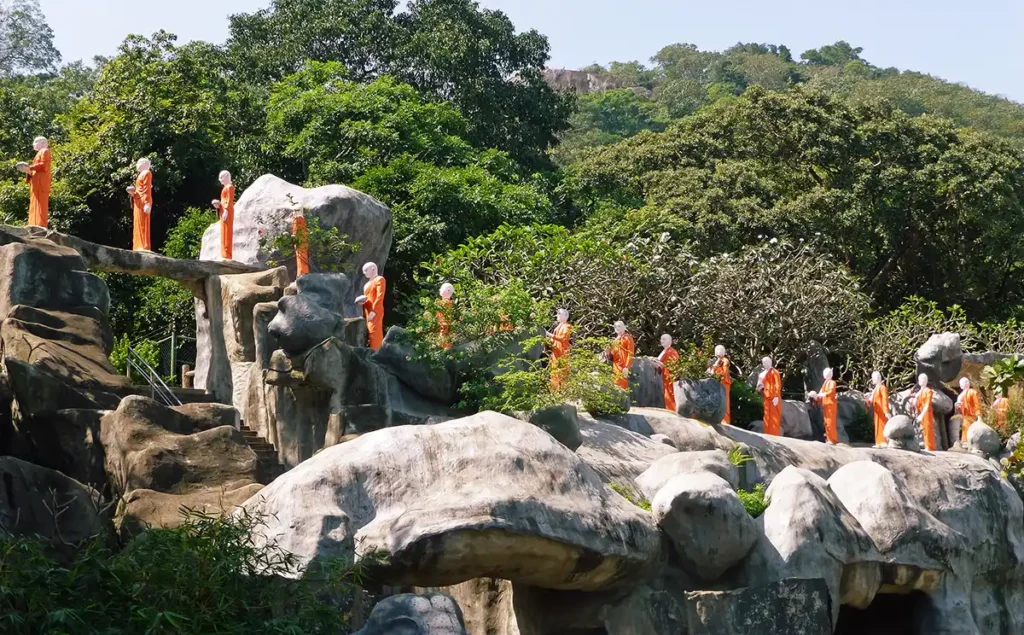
[820, 378, 838, 443]
[712, 357, 732, 424]
[436, 298, 453, 350]
[292, 215, 309, 277]
[760, 368, 782, 436]
[868, 383, 890, 446]
[611, 332, 635, 390]
[958, 388, 981, 442]
[658, 347, 679, 411]
[219, 184, 235, 260]
[550, 323, 572, 390]
[915, 387, 936, 451]
[26, 149, 51, 228]
[131, 169, 153, 251]
[362, 275, 386, 351]
[995, 397, 1010, 431]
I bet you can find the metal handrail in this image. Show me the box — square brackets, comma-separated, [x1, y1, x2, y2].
[127, 345, 182, 407]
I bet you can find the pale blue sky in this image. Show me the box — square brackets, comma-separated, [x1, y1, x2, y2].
[38, 0, 1024, 102]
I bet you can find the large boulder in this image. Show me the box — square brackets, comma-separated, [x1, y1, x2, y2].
[651, 472, 758, 581]
[674, 379, 727, 424]
[635, 449, 739, 499]
[355, 593, 467, 635]
[373, 327, 457, 404]
[0, 456, 109, 553]
[515, 404, 582, 451]
[782, 400, 813, 439]
[684, 578, 832, 635]
[574, 415, 676, 499]
[241, 412, 663, 590]
[884, 414, 919, 451]
[967, 421, 1001, 458]
[200, 174, 392, 293]
[629, 357, 665, 408]
[100, 396, 263, 534]
[915, 332, 963, 384]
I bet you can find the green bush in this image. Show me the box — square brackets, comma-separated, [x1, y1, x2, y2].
[845, 402, 875, 444]
[730, 381, 764, 429]
[0, 510, 362, 634]
[109, 333, 161, 381]
[737, 483, 769, 518]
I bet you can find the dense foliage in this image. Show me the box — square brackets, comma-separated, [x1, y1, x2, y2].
[0, 511, 362, 634]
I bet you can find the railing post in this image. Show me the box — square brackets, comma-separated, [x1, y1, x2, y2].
[169, 320, 177, 386]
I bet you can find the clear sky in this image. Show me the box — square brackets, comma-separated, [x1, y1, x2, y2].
[38, 0, 1024, 103]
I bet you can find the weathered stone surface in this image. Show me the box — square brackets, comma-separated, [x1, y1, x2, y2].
[635, 449, 739, 500]
[575, 415, 676, 501]
[650, 433, 676, 448]
[915, 332, 963, 383]
[354, 593, 467, 635]
[782, 400, 813, 439]
[5, 357, 121, 416]
[684, 578, 832, 635]
[200, 174, 392, 292]
[0, 456, 109, 551]
[967, 421, 1001, 458]
[195, 267, 289, 407]
[11, 408, 107, 491]
[674, 379, 727, 424]
[652, 472, 757, 581]
[884, 414, 918, 451]
[373, 327, 457, 404]
[269, 278, 351, 355]
[629, 357, 665, 408]
[101, 396, 263, 534]
[515, 404, 582, 451]
[241, 412, 662, 590]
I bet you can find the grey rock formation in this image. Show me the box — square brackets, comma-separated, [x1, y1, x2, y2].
[802, 340, 830, 397]
[915, 332, 963, 383]
[674, 378, 727, 424]
[373, 327, 457, 404]
[884, 414, 918, 451]
[782, 400, 813, 438]
[541, 68, 622, 94]
[635, 449, 739, 499]
[515, 404, 582, 451]
[101, 396, 263, 535]
[684, 578, 832, 635]
[650, 433, 676, 448]
[967, 421, 1001, 458]
[200, 174, 392, 293]
[355, 593, 467, 635]
[241, 412, 663, 590]
[575, 415, 676, 500]
[651, 472, 757, 581]
[268, 273, 362, 355]
[629, 357, 665, 408]
[0, 456, 109, 553]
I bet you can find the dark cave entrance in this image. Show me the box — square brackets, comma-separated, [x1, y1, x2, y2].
[834, 591, 931, 635]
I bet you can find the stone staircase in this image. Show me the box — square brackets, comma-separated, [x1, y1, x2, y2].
[239, 423, 286, 483]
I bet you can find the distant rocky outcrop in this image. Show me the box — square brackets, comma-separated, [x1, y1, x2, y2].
[541, 68, 623, 94]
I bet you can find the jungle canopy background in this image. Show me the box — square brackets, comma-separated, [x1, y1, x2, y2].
[2, 0, 1024, 389]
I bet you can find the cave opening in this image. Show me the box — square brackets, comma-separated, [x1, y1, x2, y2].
[834, 591, 931, 635]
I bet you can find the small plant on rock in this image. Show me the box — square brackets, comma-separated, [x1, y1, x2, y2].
[609, 482, 651, 511]
[728, 445, 753, 468]
[737, 483, 769, 518]
[256, 194, 358, 273]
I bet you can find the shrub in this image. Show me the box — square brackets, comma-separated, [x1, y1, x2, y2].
[0, 510, 362, 634]
[257, 195, 359, 273]
[109, 333, 161, 381]
[737, 483, 769, 518]
[729, 381, 764, 429]
[609, 482, 651, 511]
[982, 356, 1024, 398]
[727, 445, 753, 468]
[664, 335, 715, 381]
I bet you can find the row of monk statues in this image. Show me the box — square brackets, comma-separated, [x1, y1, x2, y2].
[532, 311, 1007, 451]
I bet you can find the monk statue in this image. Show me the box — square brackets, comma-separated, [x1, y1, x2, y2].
[545, 309, 572, 390]
[866, 371, 891, 448]
[608, 320, 635, 391]
[757, 356, 782, 436]
[292, 207, 309, 277]
[955, 377, 981, 443]
[993, 388, 1009, 432]
[809, 367, 838, 444]
[16, 136, 51, 228]
[211, 170, 235, 261]
[437, 282, 454, 350]
[354, 262, 386, 351]
[709, 345, 732, 424]
[914, 373, 937, 451]
[655, 333, 679, 411]
[126, 158, 153, 251]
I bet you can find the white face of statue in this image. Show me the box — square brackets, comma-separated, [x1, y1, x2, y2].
[714, 345, 726, 358]
[762, 357, 772, 371]
[959, 377, 971, 391]
[614, 321, 626, 336]
[219, 170, 232, 186]
[33, 137, 47, 151]
[362, 262, 378, 280]
[660, 334, 672, 349]
[556, 309, 569, 324]
[823, 367, 833, 380]
[439, 283, 454, 300]
[136, 158, 151, 173]
[918, 374, 929, 388]
[871, 371, 882, 386]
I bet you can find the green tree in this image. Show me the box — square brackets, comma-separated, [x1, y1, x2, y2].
[552, 89, 669, 164]
[800, 41, 865, 67]
[566, 87, 1024, 320]
[0, 0, 60, 76]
